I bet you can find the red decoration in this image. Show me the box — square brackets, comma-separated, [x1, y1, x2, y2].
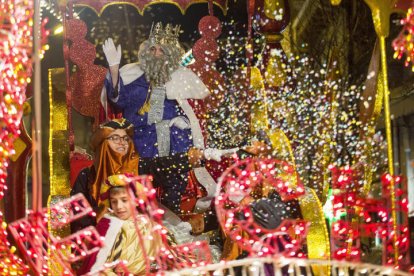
[8, 194, 103, 275]
[253, 0, 290, 89]
[380, 174, 411, 269]
[216, 158, 307, 257]
[66, 19, 108, 130]
[189, 14, 225, 110]
[0, 0, 37, 273]
[329, 165, 411, 269]
[158, 240, 212, 271]
[392, 7, 414, 70]
[329, 165, 364, 262]
[49, 193, 96, 228]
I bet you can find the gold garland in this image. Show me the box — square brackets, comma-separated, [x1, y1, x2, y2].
[73, 0, 228, 16]
[48, 68, 71, 196]
[48, 68, 72, 274]
[250, 68, 330, 266]
[299, 188, 330, 274]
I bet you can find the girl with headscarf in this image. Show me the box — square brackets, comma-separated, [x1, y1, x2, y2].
[70, 118, 139, 233]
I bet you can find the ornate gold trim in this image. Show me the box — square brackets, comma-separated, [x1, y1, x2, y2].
[73, 0, 228, 16]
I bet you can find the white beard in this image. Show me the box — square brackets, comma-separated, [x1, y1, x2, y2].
[140, 55, 172, 86]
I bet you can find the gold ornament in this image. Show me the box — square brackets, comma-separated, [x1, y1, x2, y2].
[299, 188, 330, 273]
[363, 0, 397, 37]
[362, 0, 399, 264]
[330, 0, 342, 5]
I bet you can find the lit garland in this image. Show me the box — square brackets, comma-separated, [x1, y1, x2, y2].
[327, 165, 413, 271]
[0, 0, 35, 274]
[216, 158, 308, 258]
[393, 8, 414, 71]
[380, 173, 411, 270]
[8, 194, 103, 275]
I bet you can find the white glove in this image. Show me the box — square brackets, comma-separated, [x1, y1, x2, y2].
[169, 116, 190, 130]
[204, 147, 239, 162]
[102, 38, 122, 66]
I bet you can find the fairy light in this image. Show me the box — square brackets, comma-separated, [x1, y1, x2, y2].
[0, 0, 37, 273]
[393, 8, 414, 70]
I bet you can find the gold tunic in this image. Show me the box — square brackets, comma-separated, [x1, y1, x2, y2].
[106, 216, 161, 275]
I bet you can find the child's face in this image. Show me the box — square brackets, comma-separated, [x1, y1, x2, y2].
[109, 189, 132, 220]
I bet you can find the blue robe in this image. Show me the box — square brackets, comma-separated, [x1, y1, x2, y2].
[104, 65, 214, 214]
[105, 74, 193, 158]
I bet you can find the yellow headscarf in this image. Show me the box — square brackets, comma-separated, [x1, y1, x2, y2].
[99, 174, 147, 210]
[89, 119, 139, 206]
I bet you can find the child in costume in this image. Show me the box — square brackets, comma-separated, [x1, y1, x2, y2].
[79, 174, 161, 275]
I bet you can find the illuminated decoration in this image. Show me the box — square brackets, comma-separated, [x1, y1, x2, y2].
[216, 158, 308, 258]
[329, 165, 363, 261]
[158, 241, 212, 271]
[40, 17, 51, 60]
[168, 257, 413, 275]
[8, 194, 103, 275]
[380, 173, 411, 269]
[0, 0, 37, 274]
[330, 0, 342, 5]
[362, 0, 399, 265]
[393, 7, 414, 71]
[327, 164, 411, 270]
[69, 0, 227, 15]
[0, 0, 33, 197]
[124, 174, 212, 271]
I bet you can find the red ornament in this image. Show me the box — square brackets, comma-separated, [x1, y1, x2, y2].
[393, 7, 414, 70]
[198, 16, 222, 38]
[216, 158, 307, 257]
[192, 37, 220, 63]
[8, 194, 104, 274]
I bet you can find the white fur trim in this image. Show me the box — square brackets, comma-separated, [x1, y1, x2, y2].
[90, 215, 124, 273]
[119, 65, 205, 99]
[177, 99, 205, 149]
[119, 63, 144, 85]
[176, 99, 217, 213]
[193, 167, 217, 212]
[166, 67, 209, 100]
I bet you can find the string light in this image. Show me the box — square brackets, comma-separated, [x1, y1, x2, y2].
[393, 8, 414, 71]
[0, 0, 36, 273]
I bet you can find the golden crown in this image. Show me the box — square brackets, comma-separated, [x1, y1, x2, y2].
[149, 22, 181, 45]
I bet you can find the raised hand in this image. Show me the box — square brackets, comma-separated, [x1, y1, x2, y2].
[102, 38, 121, 66]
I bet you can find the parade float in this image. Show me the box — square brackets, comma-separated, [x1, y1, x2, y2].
[1, 0, 414, 275]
